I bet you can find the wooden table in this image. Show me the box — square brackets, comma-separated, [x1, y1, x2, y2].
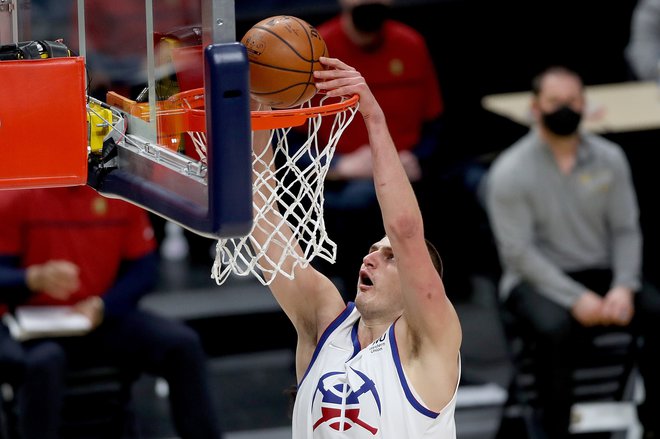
[481, 81, 660, 134]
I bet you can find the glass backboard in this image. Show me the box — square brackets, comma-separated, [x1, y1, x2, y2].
[0, 0, 252, 239]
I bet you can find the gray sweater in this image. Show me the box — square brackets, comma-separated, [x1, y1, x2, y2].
[625, 0, 660, 81]
[485, 128, 642, 308]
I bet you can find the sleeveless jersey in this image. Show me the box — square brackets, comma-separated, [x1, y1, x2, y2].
[292, 302, 460, 438]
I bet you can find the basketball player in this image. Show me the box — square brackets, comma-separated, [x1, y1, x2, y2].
[314, 0, 445, 298]
[250, 57, 461, 438]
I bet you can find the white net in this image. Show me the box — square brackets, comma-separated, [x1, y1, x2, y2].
[173, 90, 208, 162]
[190, 95, 359, 285]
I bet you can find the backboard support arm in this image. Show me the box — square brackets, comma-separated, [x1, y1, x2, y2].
[202, 0, 236, 46]
[89, 42, 252, 239]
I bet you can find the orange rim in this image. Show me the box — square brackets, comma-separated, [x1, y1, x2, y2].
[167, 88, 359, 132]
[167, 88, 205, 110]
[250, 94, 359, 130]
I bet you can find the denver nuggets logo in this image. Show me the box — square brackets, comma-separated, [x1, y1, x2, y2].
[311, 368, 381, 435]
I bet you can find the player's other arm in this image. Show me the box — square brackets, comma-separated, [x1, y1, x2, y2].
[316, 57, 461, 395]
[249, 125, 346, 353]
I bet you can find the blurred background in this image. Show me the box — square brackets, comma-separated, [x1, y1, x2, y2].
[5, 0, 658, 438]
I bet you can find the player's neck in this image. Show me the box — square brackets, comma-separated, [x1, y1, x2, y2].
[356, 317, 393, 349]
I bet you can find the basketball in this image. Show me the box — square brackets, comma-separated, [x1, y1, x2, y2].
[241, 15, 327, 109]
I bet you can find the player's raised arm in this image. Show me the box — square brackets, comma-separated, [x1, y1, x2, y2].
[315, 57, 461, 403]
[249, 119, 346, 375]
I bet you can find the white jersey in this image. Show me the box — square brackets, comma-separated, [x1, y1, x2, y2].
[292, 302, 460, 439]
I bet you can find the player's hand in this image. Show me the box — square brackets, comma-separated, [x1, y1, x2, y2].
[73, 296, 104, 329]
[315, 57, 383, 123]
[571, 291, 604, 327]
[26, 260, 80, 300]
[399, 150, 422, 182]
[601, 286, 634, 326]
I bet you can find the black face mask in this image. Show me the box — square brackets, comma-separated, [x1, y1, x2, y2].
[541, 105, 582, 136]
[350, 3, 390, 33]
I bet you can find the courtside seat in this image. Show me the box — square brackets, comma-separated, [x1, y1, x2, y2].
[0, 383, 18, 439]
[1, 365, 139, 439]
[497, 304, 639, 439]
[60, 365, 139, 439]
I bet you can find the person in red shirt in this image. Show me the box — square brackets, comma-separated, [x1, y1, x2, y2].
[311, 0, 444, 297]
[0, 186, 222, 439]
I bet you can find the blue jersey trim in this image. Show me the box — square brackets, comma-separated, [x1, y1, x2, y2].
[389, 324, 440, 418]
[298, 302, 355, 387]
[351, 319, 361, 358]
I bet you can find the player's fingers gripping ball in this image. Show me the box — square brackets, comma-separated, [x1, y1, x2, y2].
[241, 15, 328, 109]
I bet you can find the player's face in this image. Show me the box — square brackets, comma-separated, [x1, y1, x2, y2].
[355, 236, 404, 318]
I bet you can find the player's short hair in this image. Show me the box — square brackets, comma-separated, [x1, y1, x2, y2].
[375, 236, 444, 278]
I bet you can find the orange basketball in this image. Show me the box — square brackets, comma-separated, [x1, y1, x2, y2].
[241, 15, 327, 109]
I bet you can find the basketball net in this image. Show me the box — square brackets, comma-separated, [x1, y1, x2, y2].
[187, 95, 359, 285]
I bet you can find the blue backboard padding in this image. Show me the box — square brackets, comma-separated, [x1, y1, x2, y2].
[93, 42, 253, 239]
[205, 43, 253, 238]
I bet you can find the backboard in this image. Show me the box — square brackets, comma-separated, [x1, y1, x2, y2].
[0, 0, 252, 239]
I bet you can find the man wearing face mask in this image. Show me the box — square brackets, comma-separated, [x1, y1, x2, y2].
[312, 0, 444, 297]
[485, 66, 660, 438]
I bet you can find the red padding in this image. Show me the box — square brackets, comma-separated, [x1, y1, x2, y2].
[0, 56, 88, 189]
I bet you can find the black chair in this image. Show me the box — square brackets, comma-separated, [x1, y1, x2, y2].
[0, 384, 18, 439]
[497, 304, 639, 439]
[1, 365, 139, 439]
[60, 365, 140, 439]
